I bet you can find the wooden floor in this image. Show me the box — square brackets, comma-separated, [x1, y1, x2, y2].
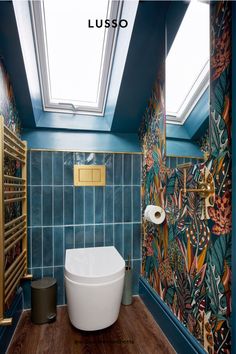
[7, 297, 175, 354]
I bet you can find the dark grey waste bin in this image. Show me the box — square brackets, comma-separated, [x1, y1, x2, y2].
[31, 277, 57, 324]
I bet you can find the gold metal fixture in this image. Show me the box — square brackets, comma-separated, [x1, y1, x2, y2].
[179, 163, 215, 220]
[0, 116, 32, 326]
[74, 165, 106, 186]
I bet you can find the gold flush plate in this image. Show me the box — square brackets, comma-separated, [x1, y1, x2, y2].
[74, 165, 106, 186]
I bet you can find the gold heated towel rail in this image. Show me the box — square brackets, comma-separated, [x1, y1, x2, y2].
[0, 116, 32, 326]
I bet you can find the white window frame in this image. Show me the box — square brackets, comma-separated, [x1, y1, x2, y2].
[166, 61, 209, 125]
[29, 0, 122, 116]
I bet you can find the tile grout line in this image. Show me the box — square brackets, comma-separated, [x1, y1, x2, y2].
[112, 154, 115, 246]
[103, 153, 105, 246]
[27, 221, 142, 228]
[41, 152, 43, 270]
[93, 186, 95, 247]
[30, 151, 32, 270]
[62, 152, 65, 304]
[83, 153, 85, 248]
[52, 153, 55, 275]
[122, 154, 124, 258]
[131, 154, 134, 265]
[73, 153, 75, 248]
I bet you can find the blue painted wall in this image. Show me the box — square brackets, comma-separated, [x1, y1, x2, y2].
[22, 129, 141, 153]
[0, 289, 23, 354]
[23, 150, 142, 307]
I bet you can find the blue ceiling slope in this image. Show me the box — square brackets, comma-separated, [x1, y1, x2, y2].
[111, 1, 169, 133]
[22, 129, 141, 153]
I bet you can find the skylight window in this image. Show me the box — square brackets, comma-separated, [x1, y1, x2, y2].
[30, 0, 121, 115]
[166, 0, 209, 123]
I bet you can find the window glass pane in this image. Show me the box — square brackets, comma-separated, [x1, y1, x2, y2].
[166, 1, 209, 116]
[43, 0, 109, 105]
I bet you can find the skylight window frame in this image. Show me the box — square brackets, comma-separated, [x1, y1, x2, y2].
[165, 1, 210, 125]
[166, 62, 209, 125]
[29, 0, 122, 116]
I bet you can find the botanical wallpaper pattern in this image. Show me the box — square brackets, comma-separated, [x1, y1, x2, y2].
[0, 58, 22, 284]
[140, 2, 232, 353]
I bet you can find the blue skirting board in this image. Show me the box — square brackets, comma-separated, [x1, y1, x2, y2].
[139, 277, 206, 354]
[0, 287, 23, 354]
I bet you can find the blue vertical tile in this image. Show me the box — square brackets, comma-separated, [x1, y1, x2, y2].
[95, 153, 104, 164]
[54, 187, 63, 225]
[105, 186, 113, 223]
[65, 226, 74, 250]
[32, 268, 42, 280]
[85, 152, 95, 164]
[53, 152, 63, 185]
[124, 154, 131, 185]
[54, 267, 64, 305]
[84, 187, 94, 224]
[54, 227, 63, 266]
[124, 224, 132, 260]
[124, 186, 131, 222]
[43, 227, 53, 266]
[75, 226, 84, 248]
[114, 154, 123, 185]
[22, 278, 31, 309]
[64, 187, 73, 225]
[133, 155, 141, 185]
[85, 225, 94, 247]
[105, 154, 113, 185]
[114, 224, 123, 257]
[75, 187, 84, 224]
[32, 228, 42, 268]
[64, 152, 73, 185]
[27, 151, 31, 184]
[31, 151, 41, 185]
[133, 223, 141, 259]
[42, 152, 52, 185]
[132, 260, 141, 294]
[43, 186, 52, 225]
[74, 152, 85, 165]
[27, 186, 31, 226]
[27, 228, 31, 269]
[170, 157, 176, 169]
[133, 187, 141, 222]
[114, 186, 122, 222]
[105, 224, 113, 246]
[43, 267, 54, 277]
[95, 187, 104, 223]
[95, 225, 104, 247]
[31, 186, 42, 226]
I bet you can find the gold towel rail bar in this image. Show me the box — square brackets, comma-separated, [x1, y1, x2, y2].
[4, 215, 26, 229]
[3, 125, 25, 149]
[4, 175, 25, 182]
[4, 231, 27, 254]
[4, 141, 25, 159]
[5, 221, 26, 239]
[0, 116, 31, 327]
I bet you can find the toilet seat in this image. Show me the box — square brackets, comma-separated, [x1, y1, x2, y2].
[65, 246, 125, 284]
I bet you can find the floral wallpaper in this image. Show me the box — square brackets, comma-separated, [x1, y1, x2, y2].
[0, 58, 22, 281]
[140, 2, 232, 353]
[0, 58, 21, 137]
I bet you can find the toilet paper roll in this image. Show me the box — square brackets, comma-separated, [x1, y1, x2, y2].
[144, 205, 165, 225]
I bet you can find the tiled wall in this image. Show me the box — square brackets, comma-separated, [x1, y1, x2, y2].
[23, 151, 142, 307]
[166, 156, 203, 169]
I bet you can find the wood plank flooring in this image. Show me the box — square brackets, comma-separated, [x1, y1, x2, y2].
[7, 297, 176, 354]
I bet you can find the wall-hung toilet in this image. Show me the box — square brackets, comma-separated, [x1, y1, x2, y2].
[64, 246, 125, 331]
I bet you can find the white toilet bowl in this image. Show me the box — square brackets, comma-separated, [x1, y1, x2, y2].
[64, 246, 125, 331]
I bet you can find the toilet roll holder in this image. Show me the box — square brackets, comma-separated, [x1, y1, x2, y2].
[180, 165, 215, 220]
